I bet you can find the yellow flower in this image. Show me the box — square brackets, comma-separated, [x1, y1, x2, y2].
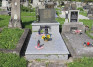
[47, 35, 50, 38]
[42, 35, 45, 39]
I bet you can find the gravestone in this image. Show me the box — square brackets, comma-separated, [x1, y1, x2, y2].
[62, 10, 85, 33]
[2, 0, 8, 7]
[25, 0, 69, 61]
[70, 4, 77, 10]
[69, 10, 79, 22]
[87, 5, 93, 18]
[38, 9, 55, 23]
[8, 0, 22, 28]
[64, 3, 70, 11]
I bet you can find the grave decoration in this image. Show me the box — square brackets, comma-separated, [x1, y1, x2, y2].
[83, 42, 93, 47]
[42, 34, 51, 41]
[35, 40, 44, 49]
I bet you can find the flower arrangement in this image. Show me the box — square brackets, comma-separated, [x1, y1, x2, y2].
[42, 34, 51, 41]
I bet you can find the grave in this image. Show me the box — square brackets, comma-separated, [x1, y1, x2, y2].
[1, 0, 9, 10]
[25, 0, 69, 61]
[8, 0, 22, 28]
[62, 10, 85, 33]
[70, 4, 77, 10]
[87, 5, 93, 18]
[21, 0, 28, 7]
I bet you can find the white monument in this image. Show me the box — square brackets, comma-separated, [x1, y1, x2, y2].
[2, 0, 9, 8]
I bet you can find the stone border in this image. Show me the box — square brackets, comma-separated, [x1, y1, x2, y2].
[61, 33, 81, 59]
[0, 29, 30, 56]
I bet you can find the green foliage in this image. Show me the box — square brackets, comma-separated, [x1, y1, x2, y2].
[79, 19, 93, 29]
[77, 7, 84, 11]
[21, 5, 35, 12]
[56, 17, 65, 25]
[86, 31, 93, 39]
[21, 15, 36, 30]
[0, 52, 27, 67]
[0, 15, 10, 28]
[21, 12, 36, 16]
[79, 11, 87, 17]
[68, 57, 93, 67]
[0, 28, 24, 49]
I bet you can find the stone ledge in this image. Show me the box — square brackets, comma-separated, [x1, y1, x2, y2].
[61, 33, 78, 59]
[0, 29, 30, 56]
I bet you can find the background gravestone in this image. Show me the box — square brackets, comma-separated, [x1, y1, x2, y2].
[87, 5, 93, 17]
[69, 10, 79, 22]
[70, 4, 77, 10]
[64, 3, 70, 11]
[8, 0, 22, 28]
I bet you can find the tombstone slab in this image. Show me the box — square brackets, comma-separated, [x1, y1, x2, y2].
[8, 0, 22, 28]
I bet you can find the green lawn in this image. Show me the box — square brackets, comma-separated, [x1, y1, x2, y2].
[79, 19, 93, 29]
[0, 52, 27, 67]
[0, 28, 24, 49]
[0, 15, 10, 28]
[67, 57, 93, 67]
[56, 17, 65, 25]
[79, 11, 87, 17]
[21, 12, 36, 16]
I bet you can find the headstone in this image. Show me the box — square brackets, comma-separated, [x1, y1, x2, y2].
[69, 10, 79, 22]
[38, 9, 55, 23]
[2, 0, 9, 8]
[64, 3, 70, 11]
[87, 5, 93, 17]
[62, 10, 85, 33]
[70, 4, 77, 10]
[8, 0, 22, 28]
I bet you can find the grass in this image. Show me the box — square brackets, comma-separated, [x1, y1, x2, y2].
[79, 19, 93, 39]
[0, 52, 27, 67]
[79, 19, 93, 29]
[0, 12, 36, 30]
[86, 31, 93, 39]
[56, 17, 65, 25]
[67, 57, 93, 67]
[0, 28, 24, 49]
[0, 15, 10, 28]
[79, 11, 87, 17]
[21, 12, 36, 16]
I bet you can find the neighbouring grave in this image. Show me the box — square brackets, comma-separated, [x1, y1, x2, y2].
[62, 10, 85, 33]
[70, 4, 77, 10]
[8, 0, 22, 28]
[2, 0, 9, 10]
[25, 0, 69, 61]
[87, 5, 93, 18]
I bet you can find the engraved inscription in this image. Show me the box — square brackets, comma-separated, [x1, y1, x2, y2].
[43, 10, 51, 18]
